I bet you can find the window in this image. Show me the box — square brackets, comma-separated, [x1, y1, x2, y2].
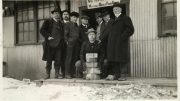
[37, 1, 55, 43]
[159, 0, 177, 37]
[15, 1, 55, 44]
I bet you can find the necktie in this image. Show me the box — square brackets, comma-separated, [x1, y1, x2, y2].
[74, 23, 78, 27]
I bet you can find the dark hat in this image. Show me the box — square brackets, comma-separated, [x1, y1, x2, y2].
[113, 2, 122, 8]
[95, 12, 102, 19]
[62, 10, 69, 14]
[70, 12, 79, 17]
[86, 28, 96, 34]
[51, 8, 61, 14]
[81, 15, 89, 20]
[101, 10, 110, 17]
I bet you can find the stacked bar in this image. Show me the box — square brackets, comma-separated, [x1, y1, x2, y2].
[85, 53, 100, 80]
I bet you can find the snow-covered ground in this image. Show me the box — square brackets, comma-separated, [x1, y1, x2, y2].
[2, 77, 177, 101]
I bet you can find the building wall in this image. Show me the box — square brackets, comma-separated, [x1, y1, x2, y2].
[2, 1, 68, 80]
[130, 0, 177, 77]
[3, 17, 54, 80]
[3, 0, 177, 80]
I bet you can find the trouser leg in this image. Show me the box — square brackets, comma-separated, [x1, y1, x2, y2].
[44, 61, 52, 79]
[75, 60, 83, 78]
[71, 44, 80, 77]
[100, 59, 108, 78]
[46, 61, 52, 74]
[119, 62, 128, 77]
[65, 46, 73, 77]
[106, 61, 113, 75]
[60, 42, 66, 77]
[54, 46, 62, 78]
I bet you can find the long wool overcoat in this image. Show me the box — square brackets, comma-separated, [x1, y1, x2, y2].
[40, 19, 64, 61]
[107, 14, 134, 63]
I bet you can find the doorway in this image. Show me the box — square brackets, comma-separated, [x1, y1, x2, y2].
[79, 3, 131, 77]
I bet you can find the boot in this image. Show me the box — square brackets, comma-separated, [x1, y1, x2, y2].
[55, 68, 63, 79]
[44, 74, 50, 79]
[44, 69, 51, 79]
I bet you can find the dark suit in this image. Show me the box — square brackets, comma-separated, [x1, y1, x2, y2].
[99, 19, 114, 58]
[64, 21, 80, 77]
[40, 18, 65, 76]
[79, 24, 92, 43]
[107, 14, 134, 77]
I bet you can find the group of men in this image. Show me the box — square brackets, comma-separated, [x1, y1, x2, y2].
[40, 3, 134, 81]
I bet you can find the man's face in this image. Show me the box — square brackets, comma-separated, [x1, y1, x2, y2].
[103, 14, 110, 22]
[81, 19, 88, 25]
[70, 16, 78, 23]
[96, 17, 103, 24]
[88, 32, 96, 42]
[113, 6, 122, 15]
[51, 12, 61, 19]
[62, 12, 69, 21]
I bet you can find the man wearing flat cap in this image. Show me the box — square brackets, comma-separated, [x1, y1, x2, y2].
[106, 3, 134, 81]
[64, 11, 80, 79]
[75, 28, 105, 78]
[40, 8, 65, 79]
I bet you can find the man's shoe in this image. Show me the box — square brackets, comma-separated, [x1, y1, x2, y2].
[44, 74, 50, 79]
[118, 74, 127, 81]
[55, 74, 64, 79]
[118, 77, 127, 81]
[55, 76, 63, 79]
[65, 75, 72, 79]
[105, 75, 115, 80]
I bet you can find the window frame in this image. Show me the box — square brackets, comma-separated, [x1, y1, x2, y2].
[158, 0, 177, 37]
[15, 1, 56, 45]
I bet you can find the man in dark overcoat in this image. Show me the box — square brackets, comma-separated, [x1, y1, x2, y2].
[64, 12, 80, 79]
[40, 9, 65, 79]
[106, 3, 134, 81]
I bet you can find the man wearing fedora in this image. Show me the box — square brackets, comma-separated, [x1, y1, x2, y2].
[75, 28, 105, 78]
[40, 8, 65, 79]
[99, 10, 114, 78]
[79, 15, 92, 43]
[106, 3, 134, 81]
[64, 11, 80, 79]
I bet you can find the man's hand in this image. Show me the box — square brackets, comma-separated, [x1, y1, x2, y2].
[48, 36, 54, 40]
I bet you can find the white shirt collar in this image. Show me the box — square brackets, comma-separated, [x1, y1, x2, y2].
[53, 18, 58, 22]
[82, 24, 87, 27]
[64, 20, 69, 23]
[115, 13, 122, 18]
[99, 21, 103, 25]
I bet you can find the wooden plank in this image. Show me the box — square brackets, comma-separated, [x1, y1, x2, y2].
[34, 77, 177, 87]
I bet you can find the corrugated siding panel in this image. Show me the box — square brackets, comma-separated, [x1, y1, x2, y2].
[6, 46, 47, 80]
[130, 0, 177, 78]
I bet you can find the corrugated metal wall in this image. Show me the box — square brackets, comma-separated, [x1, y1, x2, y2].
[3, 0, 177, 80]
[130, 0, 177, 78]
[5, 46, 46, 80]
